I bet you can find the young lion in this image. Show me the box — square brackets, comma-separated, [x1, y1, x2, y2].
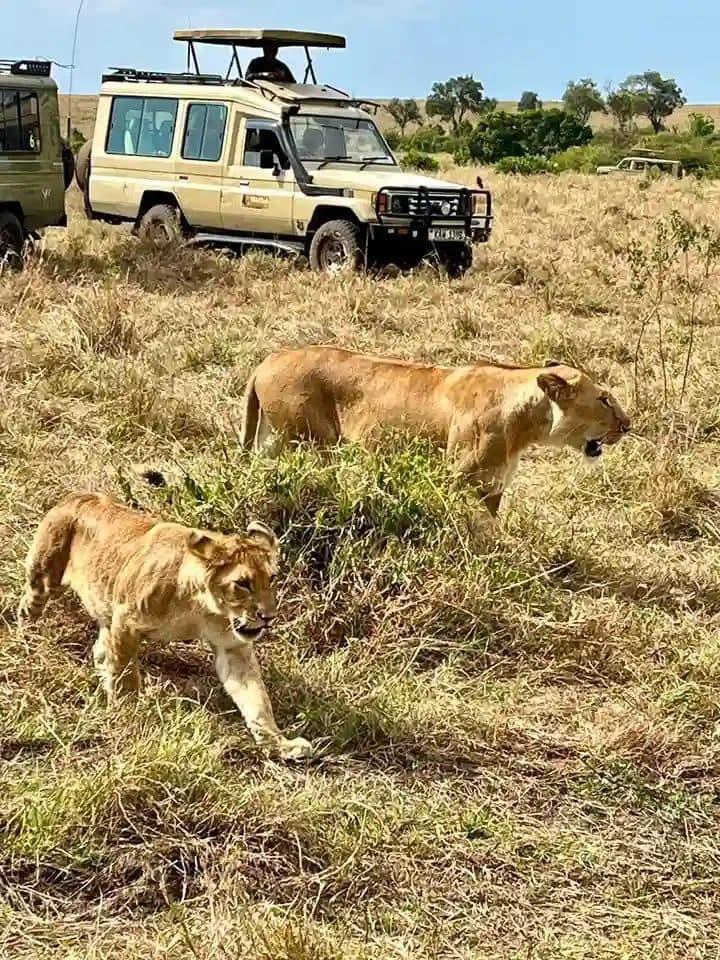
[242, 346, 631, 515]
[18, 493, 312, 760]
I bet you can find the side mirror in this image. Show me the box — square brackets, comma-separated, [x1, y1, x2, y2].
[259, 149, 275, 170]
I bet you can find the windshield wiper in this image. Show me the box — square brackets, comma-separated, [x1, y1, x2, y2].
[359, 156, 391, 169]
[316, 155, 352, 169]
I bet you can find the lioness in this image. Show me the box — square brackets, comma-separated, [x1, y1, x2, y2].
[241, 346, 630, 514]
[18, 494, 312, 760]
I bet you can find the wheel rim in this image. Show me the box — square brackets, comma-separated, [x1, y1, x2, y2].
[320, 232, 350, 273]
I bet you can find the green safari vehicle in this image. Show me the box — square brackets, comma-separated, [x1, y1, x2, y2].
[0, 59, 72, 267]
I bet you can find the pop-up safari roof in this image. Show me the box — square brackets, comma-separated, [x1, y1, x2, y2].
[173, 28, 346, 83]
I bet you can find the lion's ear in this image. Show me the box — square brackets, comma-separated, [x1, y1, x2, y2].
[247, 520, 280, 558]
[187, 531, 222, 562]
[537, 371, 577, 402]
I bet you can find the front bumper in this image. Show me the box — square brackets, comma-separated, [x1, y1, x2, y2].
[373, 186, 493, 243]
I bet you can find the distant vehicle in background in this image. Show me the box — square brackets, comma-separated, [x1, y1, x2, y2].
[0, 59, 72, 268]
[596, 156, 683, 178]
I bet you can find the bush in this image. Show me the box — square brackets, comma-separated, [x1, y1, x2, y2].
[554, 144, 626, 172]
[398, 124, 450, 154]
[452, 143, 472, 166]
[400, 149, 440, 172]
[688, 113, 715, 138]
[588, 128, 639, 150]
[385, 128, 402, 150]
[495, 155, 555, 175]
[469, 109, 592, 163]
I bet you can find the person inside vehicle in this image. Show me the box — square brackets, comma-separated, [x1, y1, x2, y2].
[300, 126, 324, 159]
[246, 42, 296, 83]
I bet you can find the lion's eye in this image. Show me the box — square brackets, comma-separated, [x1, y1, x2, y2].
[599, 396, 612, 408]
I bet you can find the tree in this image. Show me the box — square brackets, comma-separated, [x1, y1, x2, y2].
[620, 71, 686, 133]
[426, 76, 494, 133]
[386, 98, 422, 137]
[468, 109, 591, 162]
[606, 89, 644, 133]
[518, 91, 542, 111]
[562, 78, 606, 125]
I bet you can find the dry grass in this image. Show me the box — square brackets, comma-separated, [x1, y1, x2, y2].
[2, 171, 720, 959]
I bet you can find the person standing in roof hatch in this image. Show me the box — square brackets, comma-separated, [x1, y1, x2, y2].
[246, 42, 296, 83]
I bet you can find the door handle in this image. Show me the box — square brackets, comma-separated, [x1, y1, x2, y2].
[238, 179, 250, 186]
[179, 175, 189, 181]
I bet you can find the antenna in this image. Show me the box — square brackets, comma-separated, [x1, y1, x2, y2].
[66, 0, 86, 143]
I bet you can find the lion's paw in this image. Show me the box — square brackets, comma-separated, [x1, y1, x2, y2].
[279, 736, 314, 761]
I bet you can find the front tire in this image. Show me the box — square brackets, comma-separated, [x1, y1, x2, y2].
[137, 203, 186, 246]
[309, 219, 363, 274]
[0, 211, 26, 271]
[437, 241, 473, 279]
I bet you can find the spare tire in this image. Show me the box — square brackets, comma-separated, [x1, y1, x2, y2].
[75, 140, 92, 192]
[61, 142, 75, 191]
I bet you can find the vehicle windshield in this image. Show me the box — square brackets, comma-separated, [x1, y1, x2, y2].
[290, 115, 395, 168]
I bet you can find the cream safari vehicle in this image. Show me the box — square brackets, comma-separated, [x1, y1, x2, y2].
[596, 156, 683, 178]
[77, 29, 493, 276]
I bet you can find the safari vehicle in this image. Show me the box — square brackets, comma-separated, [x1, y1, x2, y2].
[78, 29, 492, 276]
[596, 156, 683, 178]
[0, 59, 71, 266]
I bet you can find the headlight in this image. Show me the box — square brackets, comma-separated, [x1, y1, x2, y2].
[472, 193, 486, 215]
[390, 194, 410, 214]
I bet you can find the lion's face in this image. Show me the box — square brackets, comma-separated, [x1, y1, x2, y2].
[188, 521, 280, 640]
[537, 367, 630, 460]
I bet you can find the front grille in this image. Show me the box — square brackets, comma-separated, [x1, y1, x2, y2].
[407, 193, 463, 218]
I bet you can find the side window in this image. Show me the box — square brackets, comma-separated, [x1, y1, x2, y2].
[106, 96, 178, 158]
[182, 103, 228, 162]
[0, 89, 41, 153]
[242, 124, 288, 168]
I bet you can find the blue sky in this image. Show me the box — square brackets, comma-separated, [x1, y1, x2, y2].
[5, 0, 719, 102]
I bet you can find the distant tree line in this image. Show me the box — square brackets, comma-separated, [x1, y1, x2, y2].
[389, 69, 697, 173]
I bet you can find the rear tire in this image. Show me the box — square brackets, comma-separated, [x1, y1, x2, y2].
[61, 144, 75, 190]
[309, 219, 363, 274]
[137, 204, 186, 246]
[75, 140, 92, 192]
[0, 211, 26, 271]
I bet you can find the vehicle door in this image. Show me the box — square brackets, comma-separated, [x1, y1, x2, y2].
[175, 100, 228, 229]
[221, 117, 295, 236]
[0, 85, 63, 231]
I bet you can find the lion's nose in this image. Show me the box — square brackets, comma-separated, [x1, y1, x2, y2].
[620, 421, 631, 434]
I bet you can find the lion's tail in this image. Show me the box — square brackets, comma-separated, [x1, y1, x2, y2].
[18, 496, 83, 623]
[240, 372, 260, 450]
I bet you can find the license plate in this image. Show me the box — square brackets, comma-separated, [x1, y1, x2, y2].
[428, 227, 466, 242]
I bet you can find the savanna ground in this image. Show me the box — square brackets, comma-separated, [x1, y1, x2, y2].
[2, 170, 720, 959]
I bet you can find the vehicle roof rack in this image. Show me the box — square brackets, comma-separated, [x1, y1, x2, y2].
[0, 59, 52, 77]
[102, 67, 224, 85]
